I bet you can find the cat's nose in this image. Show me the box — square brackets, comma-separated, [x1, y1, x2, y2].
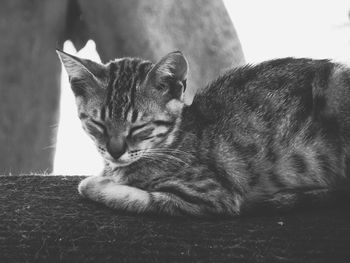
[107, 135, 126, 160]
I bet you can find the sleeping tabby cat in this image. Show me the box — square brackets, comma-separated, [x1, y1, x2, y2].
[57, 50, 350, 217]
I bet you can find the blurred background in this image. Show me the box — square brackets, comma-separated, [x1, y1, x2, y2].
[1, 0, 350, 175]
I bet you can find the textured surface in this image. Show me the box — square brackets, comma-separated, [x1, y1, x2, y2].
[0, 175, 350, 263]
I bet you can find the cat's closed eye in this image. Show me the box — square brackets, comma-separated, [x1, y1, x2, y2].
[132, 127, 155, 141]
[85, 120, 107, 137]
[129, 123, 148, 136]
[126, 120, 173, 142]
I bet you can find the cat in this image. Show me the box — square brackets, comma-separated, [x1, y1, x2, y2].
[57, 50, 350, 217]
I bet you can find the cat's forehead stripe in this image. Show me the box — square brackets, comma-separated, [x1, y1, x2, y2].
[105, 62, 117, 119]
[105, 59, 152, 122]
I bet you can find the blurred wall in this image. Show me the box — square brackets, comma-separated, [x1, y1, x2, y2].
[0, 0, 244, 174]
[0, 1, 67, 174]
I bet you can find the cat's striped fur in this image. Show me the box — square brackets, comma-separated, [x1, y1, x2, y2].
[57, 50, 350, 217]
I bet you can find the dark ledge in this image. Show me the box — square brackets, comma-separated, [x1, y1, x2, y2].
[1, 175, 350, 263]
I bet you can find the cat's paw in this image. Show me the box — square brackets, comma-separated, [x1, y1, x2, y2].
[78, 176, 114, 201]
[78, 176, 150, 211]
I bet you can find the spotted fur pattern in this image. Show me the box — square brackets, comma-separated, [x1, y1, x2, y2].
[57, 50, 350, 217]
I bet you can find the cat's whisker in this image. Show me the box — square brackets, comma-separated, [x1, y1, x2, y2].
[142, 152, 169, 162]
[146, 150, 191, 165]
[145, 154, 185, 167]
[140, 154, 170, 165]
[148, 147, 194, 157]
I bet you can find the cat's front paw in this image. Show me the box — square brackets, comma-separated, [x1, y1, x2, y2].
[78, 176, 114, 201]
[78, 175, 150, 212]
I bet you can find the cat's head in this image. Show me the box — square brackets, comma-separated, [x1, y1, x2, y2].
[57, 50, 188, 168]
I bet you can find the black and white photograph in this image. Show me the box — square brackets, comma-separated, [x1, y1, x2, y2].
[1, 0, 350, 262]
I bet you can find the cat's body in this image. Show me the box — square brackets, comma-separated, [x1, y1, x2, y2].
[57, 50, 350, 217]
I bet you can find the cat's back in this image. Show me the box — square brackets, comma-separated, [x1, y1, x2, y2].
[185, 57, 350, 192]
[193, 57, 350, 133]
[196, 57, 334, 113]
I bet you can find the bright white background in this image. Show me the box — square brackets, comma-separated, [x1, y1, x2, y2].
[54, 0, 350, 175]
[54, 40, 104, 175]
[225, 0, 350, 63]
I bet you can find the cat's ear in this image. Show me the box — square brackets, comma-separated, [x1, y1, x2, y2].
[145, 51, 188, 101]
[56, 49, 106, 96]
